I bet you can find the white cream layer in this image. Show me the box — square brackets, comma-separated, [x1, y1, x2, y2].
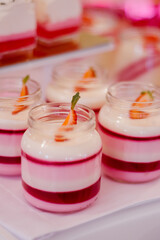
[46, 83, 107, 110]
[99, 104, 160, 137]
[0, 0, 36, 37]
[21, 127, 102, 161]
[0, 110, 29, 130]
[34, 0, 82, 24]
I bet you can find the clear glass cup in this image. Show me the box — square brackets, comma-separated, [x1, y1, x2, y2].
[0, 0, 36, 59]
[0, 76, 41, 176]
[98, 81, 160, 183]
[46, 61, 108, 116]
[34, 0, 82, 46]
[21, 103, 102, 212]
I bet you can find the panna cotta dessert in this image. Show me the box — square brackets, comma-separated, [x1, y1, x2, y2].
[98, 82, 160, 183]
[21, 93, 102, 212]
[0, 76, 41, 176]
[0, 0, 36, 58]
[34, 0, 82, 46]
[46, 61, 107, 116]
[114, 29, 160, 82]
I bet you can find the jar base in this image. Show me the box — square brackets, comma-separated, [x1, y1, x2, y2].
[23, 190, 99, 213]
[0, 163, 21, 176]
[103, 165, 160, 183]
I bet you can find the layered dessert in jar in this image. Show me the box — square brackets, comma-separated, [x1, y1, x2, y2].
[21, 93, 102, 212]
[0, 0, 36, 59]
[0, 76, 41, 176]
[113, 29, 160, 82]
[46, 61, 107, 118]
[98, 82, 160, 183]
[34, 0, 82, 46]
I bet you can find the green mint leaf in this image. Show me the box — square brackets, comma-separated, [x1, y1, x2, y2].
[71, 92, 80, 110]
[22, 75, 30, 85]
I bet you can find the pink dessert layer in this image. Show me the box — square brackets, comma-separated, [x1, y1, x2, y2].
[98, 122, 160, 182]
[37, 18, 81, 40]
[22, 148, 101, 211]
[117, 54, 160, 82]
[0, 31, 36, 53]
[0, 163, 21, 176]
[0, 128, 26, 176]
[103, 164, 160, 183]
[23, 190, 98, 213]
[21, 149, 102, 183]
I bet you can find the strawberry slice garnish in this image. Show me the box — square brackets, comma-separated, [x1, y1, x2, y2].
[129, 91, 154, 119]
[143, 34, 159, 51]
[74, 67, 96, 92]
[12, 75, 29, 115]
[55, 92, 80, 142]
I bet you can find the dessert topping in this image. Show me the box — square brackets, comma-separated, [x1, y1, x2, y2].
[55, 92, 80, 142]
[74, 67, 96, 92]
[143, 34, 159, 51]
[129, 91, 154, 119]
[12, 75, 29, 115]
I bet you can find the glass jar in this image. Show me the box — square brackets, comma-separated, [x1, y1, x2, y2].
[34, 0, 82, 46]
[21, 103, 102, 212]
[98, 81, 160, 183]
[111, 28, 160, 84]
[0, 76, 41, 176]
[0, 0, 36, 59]
[46, 61, 108, 116]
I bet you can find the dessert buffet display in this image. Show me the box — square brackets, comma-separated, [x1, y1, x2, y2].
[0, 75, 41, 175]
[1, 1, 160, 239]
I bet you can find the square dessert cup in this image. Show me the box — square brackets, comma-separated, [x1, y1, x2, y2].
[21, 103, 102, 212]
[46, 60, 108, 122]
[34, 0, 82, 46]
[0, 76, 41, 176]
[0, 0, 36, 59]
[98, 81, 160, 183]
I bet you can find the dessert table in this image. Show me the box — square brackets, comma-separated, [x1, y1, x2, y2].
[1, 175, 160, 240]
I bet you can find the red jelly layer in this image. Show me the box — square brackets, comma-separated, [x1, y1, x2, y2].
[0, 37, 36, 53]
[21, 148, 102, 166]
[98, 122, 160, 141]
[102, 154, 160, 172]
[0, 155, 21, 164]
[37, 24, 79, 40]
[0, 129, 26, 134]
[22, 178, 101, 204]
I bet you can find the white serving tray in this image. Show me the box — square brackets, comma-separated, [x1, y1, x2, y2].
[0, 175, 160, 240]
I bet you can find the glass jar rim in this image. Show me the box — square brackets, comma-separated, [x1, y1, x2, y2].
[29, 102, 96, 133]
[0, 76, 41, 102]
[52, 61, 106, 89]
[107, 81, 160, 109]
